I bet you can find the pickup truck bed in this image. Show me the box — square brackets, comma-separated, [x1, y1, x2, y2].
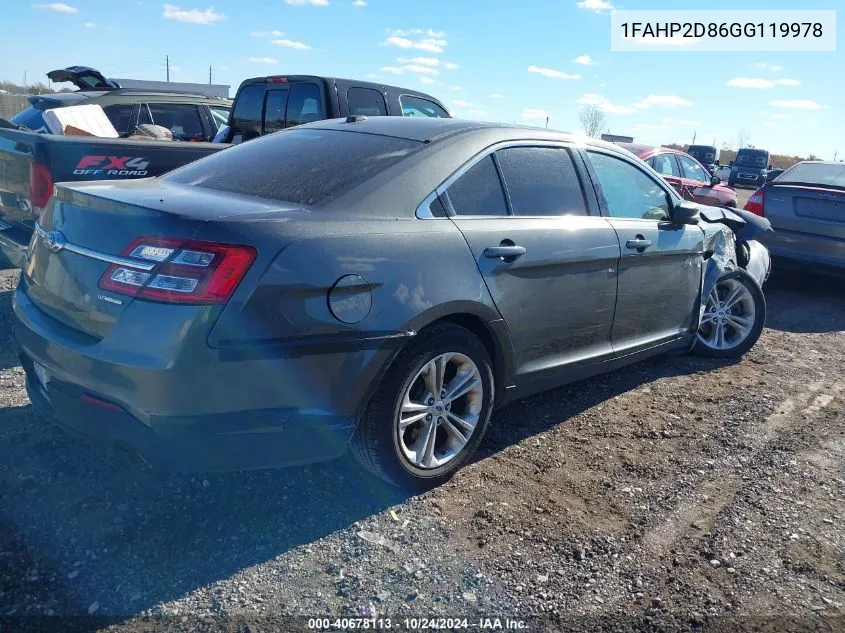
[0, 129, 225, 267]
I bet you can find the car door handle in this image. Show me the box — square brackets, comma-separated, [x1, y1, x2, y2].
[625, 239, 652, 251]
[484, 245, 527, 259]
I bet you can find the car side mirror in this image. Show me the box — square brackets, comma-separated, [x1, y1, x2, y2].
[672, 201, 700, 225]
[710, 175, 721, 186]
[715, 160, 720, 166]
[766, 171, 779, 182]
[729, 160, 735, 166]
[767, 164, 773, 170]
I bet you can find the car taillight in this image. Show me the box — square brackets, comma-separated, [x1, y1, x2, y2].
[744, 187, 765, 217]
[98, 237, 256, 305]
[30, 161, 54, 215]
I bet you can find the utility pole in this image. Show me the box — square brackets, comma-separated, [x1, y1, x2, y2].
[692, 131, 697, 144]
[166, 55, 170, 82]
[23, 71, 27, 94]
[209, 66, 212, 85]
[545, 116, 549, 129]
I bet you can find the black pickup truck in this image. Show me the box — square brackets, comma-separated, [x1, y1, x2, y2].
[0, 74, 451, 268]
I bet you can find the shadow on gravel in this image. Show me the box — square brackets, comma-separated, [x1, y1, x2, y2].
[479, 351, 737, 461]
[763, 269, 845, 334]
[0, 395, 408, 618]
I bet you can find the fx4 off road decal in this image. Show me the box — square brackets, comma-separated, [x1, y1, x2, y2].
[74, 156, 150, 177]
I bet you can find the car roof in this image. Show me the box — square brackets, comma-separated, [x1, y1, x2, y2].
[616, 142, 672, 157]
[27, 90, 230, 108]
[239, 75, 446, 103]
[300, 116, 629, 152]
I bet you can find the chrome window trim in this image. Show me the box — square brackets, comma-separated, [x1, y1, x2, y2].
[33, 224, 157, 271]
[415, 139, 584, 220]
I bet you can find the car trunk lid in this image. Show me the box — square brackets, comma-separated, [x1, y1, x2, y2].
[46, 66, 121, 91]
[23, 179, 304, 339]
[764, 184, 845, 238]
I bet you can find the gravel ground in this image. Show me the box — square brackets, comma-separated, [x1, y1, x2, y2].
[1, 261, 843, 633]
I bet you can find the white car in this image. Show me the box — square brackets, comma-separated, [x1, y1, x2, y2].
[714, 164, 733, 184]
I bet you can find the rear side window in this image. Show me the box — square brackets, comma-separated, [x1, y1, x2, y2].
[400, 95, 450, 118]
[652, 153, 680, 177]
[286, 83, 324, 127]
[230, 84, 265, 136]
[102, 104, 133, 136]
[495, 147, 587, 217]
[164, 128, 421, 206]
[445, 156, 508, 217]
[347, 88, 388, 116]
[10, 106, 50, 133]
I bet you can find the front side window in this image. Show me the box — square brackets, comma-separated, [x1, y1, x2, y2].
[209, 105, 230, 129]
[495, 147, 587, 217]
[678, 154, 710, 183]
[347, 88, 388, 116]
[651, 153, 680, 177]
[587, 151, 672, 221]
[400, 95, 450, 118]
[445, 156, 508, 217]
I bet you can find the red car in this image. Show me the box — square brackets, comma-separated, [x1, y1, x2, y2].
[619, 143, 738, 208]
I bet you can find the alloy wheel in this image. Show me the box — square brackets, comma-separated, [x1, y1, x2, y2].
[396, 352, 484, 470]
[698, 277, 756, 350]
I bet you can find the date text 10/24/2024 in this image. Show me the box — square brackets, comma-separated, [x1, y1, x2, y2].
[308, 618, 527, 630]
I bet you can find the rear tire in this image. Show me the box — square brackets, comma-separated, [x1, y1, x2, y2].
[350, 324, 494, 490]
[693, 270, 765, 359]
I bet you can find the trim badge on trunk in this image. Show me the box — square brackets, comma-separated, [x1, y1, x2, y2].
[44, 231, 66, 254]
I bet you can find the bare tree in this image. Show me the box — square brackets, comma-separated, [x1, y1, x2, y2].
[736, 128, 751, 149]
[579, 105, 606, 138]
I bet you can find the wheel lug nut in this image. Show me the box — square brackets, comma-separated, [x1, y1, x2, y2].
[440, 390, 446, 398]
[426, 414, 432, 421]
[427, 398, 434, 405]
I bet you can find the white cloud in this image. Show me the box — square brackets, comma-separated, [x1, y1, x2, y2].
[419, 76, 435, 84]
[576, 0, 614, 12]
[353, 0, 366, 5]
[764, 121, 779, 129]
[380, 66, 404, 74]
[752, 63, 784, 71]
[404, 65, 438, 75]
[162, 4, 224, 24]
[727, 77, 800, 89]
[272, 38, 311, 50]
[769, 113, 793, 120]
[769, 99, 826, 110]
[521, 108, 551, 120]
[453, 99, 479, 108]
[443, 62, 459, 70]
[452, 86, 462, 91]
[384, 29, 447, 53]
[34, 2, 77, 12]
[574, 55, 597, 66]
[633, 94, 693, 108]
[398, 56, 439, 66]
[470, 109, 488, 117]
[252, 29, 283, 37]
[249, 57, 279, 64]
[490, 93, 503, 99]
[284, 0, 328, 5]
[633, 124, 667, 131]
[577, 93, 636, 115]
[84, 21, 95, 27]
[528, 65, 581, 80]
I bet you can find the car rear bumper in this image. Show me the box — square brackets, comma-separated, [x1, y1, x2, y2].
[763, 231, 845, 275]
[13, 286, 365, 472]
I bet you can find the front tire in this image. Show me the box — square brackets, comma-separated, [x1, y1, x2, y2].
[693, 270, 765, 358]
[351, 324, 495, 490]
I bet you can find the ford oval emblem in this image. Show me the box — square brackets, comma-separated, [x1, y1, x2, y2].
[44, 230, 66, 254]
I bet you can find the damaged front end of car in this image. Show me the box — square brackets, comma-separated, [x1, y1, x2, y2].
[696, 205, 773, 324]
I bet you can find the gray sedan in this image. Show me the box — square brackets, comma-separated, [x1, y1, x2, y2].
[13, 117, 770, 489]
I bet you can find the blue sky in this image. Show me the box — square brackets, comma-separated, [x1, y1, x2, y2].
[2, 0, 842, 158]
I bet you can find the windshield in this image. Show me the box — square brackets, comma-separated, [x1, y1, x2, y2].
[9, 105, 51, 133]
[736, 149, 769, 167]
[778, 162, 845, 188]
[688, 146, 716, 163]
[164, 127, 422, 206]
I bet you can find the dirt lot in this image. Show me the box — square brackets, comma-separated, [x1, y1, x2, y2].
[1, 258, 843, 632]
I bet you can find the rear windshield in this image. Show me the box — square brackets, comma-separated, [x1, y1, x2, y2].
[736, 149, 769, 167]
[10, 105, 51, 133]
[778, 163, 845, 188]
[164, 128, 422, 206]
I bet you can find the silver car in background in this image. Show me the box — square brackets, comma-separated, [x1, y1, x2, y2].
[744, 161, 845, 276]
